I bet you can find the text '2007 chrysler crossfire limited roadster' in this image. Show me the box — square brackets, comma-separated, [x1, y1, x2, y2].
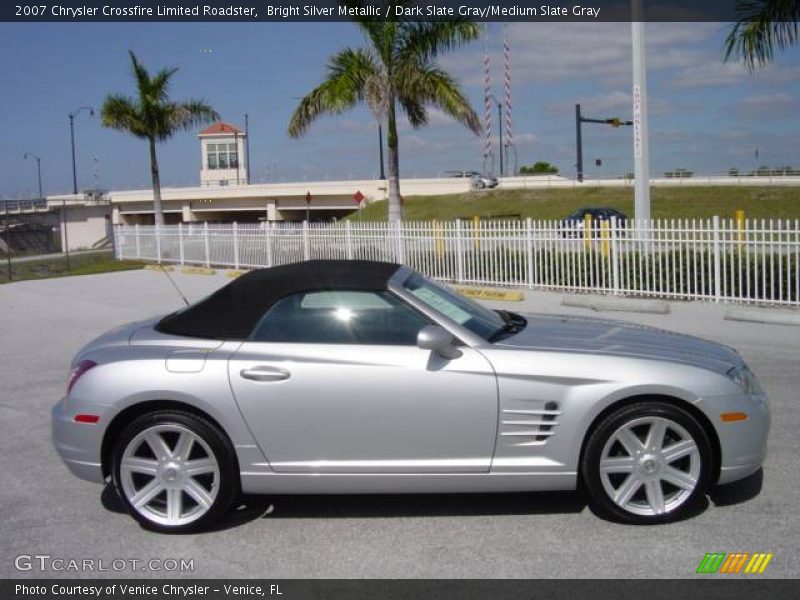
[53, 260, 769, 532]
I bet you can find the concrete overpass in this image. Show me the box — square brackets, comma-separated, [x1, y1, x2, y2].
[5, 174, 800, 252]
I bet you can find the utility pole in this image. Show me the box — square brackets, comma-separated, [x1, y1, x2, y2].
[632, 0, 651, 221]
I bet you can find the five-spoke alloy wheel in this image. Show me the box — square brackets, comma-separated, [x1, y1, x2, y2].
[112, 411, 239, 533]
[582, 401, 713, 524]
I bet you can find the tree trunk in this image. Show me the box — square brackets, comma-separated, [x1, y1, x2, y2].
[149, 136, 165, 228]
[386, 99, 402, 222]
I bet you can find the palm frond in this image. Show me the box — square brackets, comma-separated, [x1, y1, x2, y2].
[150, 67, 180, 102]
[725, 0, 800, 69]
[399, 21, 481, 66]
[397, 64, 481, 134]
[100, 94, 148, 139]
[128, 51, 153, 99]
[398, 98, 427, 128]
[158, 100, 219, 141]
[288, 47, 378, 137]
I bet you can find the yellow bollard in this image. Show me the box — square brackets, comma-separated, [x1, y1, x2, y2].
[583, 213, 593, 250]
[735, 209, 745, 245]
[600, 221, 610, 257]
[473, 215, 481, 250]
[434, 220, 445, 259]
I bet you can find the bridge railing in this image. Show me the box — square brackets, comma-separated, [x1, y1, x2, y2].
[0, 199, 48, 213]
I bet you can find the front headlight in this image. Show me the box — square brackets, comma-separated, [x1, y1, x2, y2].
[726, 366, 764, 399]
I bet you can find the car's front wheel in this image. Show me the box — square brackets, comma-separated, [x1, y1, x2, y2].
[581, 401, 712, 524]
[111, 410, 239, 533]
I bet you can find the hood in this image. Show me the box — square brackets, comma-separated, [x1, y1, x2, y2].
[496, 313, 742, 374]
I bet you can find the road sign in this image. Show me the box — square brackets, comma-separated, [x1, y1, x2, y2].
[353, 190, 365, 204]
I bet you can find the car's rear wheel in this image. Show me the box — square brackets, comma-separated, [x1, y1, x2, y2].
[581, 401, 712, 524]
[112, 410, 239, 533]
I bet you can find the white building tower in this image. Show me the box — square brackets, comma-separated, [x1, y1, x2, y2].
[198, 122, 248, 186]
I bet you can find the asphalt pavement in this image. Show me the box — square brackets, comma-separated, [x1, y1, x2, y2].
[1, 269, 798, 578]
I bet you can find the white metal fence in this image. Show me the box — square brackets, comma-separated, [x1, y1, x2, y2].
[115, 219, 800, 306]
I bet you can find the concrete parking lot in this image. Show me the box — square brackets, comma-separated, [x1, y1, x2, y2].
[1, 269, 798, 578]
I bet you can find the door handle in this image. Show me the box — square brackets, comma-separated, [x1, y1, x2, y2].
[240, 366, 291, 382]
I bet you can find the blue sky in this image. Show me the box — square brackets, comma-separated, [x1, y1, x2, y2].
[1, 21, 798, 198]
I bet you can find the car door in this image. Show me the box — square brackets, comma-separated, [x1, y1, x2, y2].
[228, 289, 498, 474]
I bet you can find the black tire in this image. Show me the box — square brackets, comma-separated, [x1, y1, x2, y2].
[581, 401, 713, 524]
[111, 410, 239, 533]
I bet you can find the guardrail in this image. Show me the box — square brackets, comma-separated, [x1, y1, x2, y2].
[115, 218, 800, 306]
[1, 199, 48, 213]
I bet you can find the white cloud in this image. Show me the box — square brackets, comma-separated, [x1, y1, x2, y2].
[737, 92, 798, 117]
[441, 22, 719, 87]
[512, 132, 540, 144]
[666, 62, 800, 88]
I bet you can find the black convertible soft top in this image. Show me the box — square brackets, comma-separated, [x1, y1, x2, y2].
[156, 260, 402, 340]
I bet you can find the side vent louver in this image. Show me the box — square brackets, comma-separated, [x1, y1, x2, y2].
[500, 402, 561, 446]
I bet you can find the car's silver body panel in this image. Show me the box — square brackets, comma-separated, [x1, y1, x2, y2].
[53, 268, 769, 496]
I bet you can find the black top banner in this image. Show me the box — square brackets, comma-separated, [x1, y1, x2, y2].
[3, 1, 758, 23]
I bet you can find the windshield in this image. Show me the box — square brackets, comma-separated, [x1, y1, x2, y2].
[402, 272, 507, 340]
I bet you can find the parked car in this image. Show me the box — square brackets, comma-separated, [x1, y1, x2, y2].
[443, 170, 499, 189]
[561, 207, 628, 237]
[470, 173, 499, 189]
[54, 261, 769, 532]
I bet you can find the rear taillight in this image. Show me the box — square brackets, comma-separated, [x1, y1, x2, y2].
[67, 360, 97, 395]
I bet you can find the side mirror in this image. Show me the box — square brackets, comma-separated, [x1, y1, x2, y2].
[417, 325, 461, 360]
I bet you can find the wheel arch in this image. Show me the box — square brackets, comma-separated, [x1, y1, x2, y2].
[577, 394, 721, 486]
[101, 399, 236, 479]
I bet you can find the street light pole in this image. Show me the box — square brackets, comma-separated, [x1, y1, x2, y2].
[244, 113, 251, 184]
[70, 114, 77, 195]
[23, 152, 43, 200]
[66, 106, 94, 270]
[69, 106, 94, 195]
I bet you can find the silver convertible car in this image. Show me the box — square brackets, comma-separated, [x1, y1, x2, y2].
[53, 261, 769, 532]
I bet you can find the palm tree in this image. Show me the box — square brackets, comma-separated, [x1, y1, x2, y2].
[288, 1, 481, 221]
[101, 51, 219, 226]
[725, 0, 799, 69]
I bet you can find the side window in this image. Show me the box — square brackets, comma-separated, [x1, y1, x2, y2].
[249, 290, 431, 345]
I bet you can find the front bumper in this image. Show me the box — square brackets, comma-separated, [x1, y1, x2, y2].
[698, 391, 770, 485]
[51, 397, 106, 484]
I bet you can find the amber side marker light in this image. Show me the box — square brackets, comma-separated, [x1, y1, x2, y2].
[721, 412, 748, 422]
